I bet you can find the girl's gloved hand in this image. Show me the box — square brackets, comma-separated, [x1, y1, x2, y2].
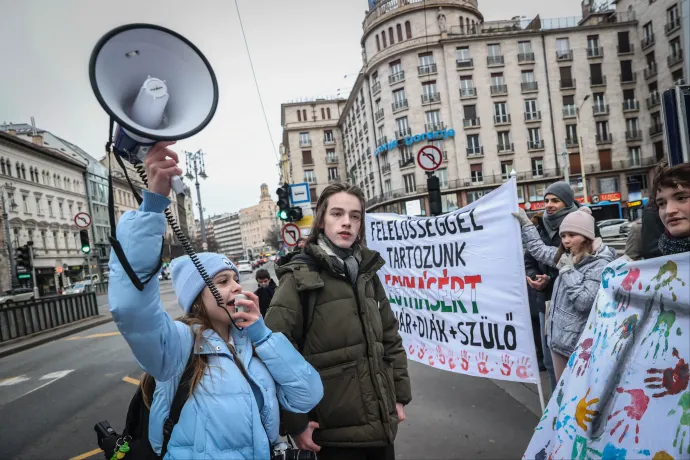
[557, 253, 575, 272]
[512, 208, 533, 228]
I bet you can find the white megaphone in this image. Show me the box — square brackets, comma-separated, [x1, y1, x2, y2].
[89, 24, 218, 194]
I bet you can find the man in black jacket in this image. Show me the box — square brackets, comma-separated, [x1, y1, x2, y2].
[254, 268, 277, 317]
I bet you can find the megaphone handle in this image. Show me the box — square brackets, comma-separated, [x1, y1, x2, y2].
[171, 175, 184, 194]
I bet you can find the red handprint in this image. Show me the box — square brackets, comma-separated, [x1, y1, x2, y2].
[417, 344, 427, 360]
[448, 351, 456, 370]
[516, 357, 534, 380]
[428, 355, 435, 366]
[476, 352, 493, 375]
[499, 354, 514, 376]
[573, 338, 594, 376]
[621, 268, 641, 291]
[436, 346, 446, 365]
[460, 350, 470, 371]
[608, 388, 650, 444]
[644, 348, 689, 398]
[408, 344, 415, 356]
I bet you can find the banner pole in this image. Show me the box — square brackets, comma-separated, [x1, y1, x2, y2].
[510, 175, 546, 413]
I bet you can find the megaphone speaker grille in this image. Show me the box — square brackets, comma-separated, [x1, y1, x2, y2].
[90, 24, 218, 141]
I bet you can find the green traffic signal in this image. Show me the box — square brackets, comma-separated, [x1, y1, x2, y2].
[79, 229, 91, 254]
[277, 209, 289, 221]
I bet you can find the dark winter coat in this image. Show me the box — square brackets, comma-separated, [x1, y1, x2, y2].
[255, 279, 277, 317]
[264, 243, 411, 448]
[641, 201, 664, 259]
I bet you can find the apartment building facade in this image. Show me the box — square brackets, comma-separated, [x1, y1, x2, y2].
[209, 212, 244, 261]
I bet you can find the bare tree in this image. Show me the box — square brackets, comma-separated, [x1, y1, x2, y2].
[265, 226, 281, 250]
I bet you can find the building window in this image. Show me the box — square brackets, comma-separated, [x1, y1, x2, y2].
[467, 134, 481, 155]
[324, 130, 334, 143]
[36, 197, 42, 215]
[327, 107, 331, 119]
[400, 144, 414, 163]
[467, 190, 488, 204]
[532, 158, 544, 177]
[529, 183, 547, 202]
[328, 167, 339, 182]
[53, 231, 59, 249]
[667, 4, 680, 25]
[425, 110, 442, 128]
[456, 46, 471, 62]
[59, 202, 64, 218]
[437, 168, 449, 188]
[405, 21, 412, 39]
[471, 164, 484, 183]
[388, 27, 395, 45]
[518, 41, 533, 55]
[41, 230, 47, 248]
[629, 147, 642, 166]
[494, 102, 509, 123]
[21, 165, 26, 180]
[321, 108, 326, 119]
[497, 131, 511, 150]
[403, 174, 416, 193]
[599, 177, 619, 194]
[556, 38, 571, 58]
[376, 35, 381, 51]
[442, 193, 459, 212]
[397, 24, 403, 42]
[643, 21, 653, 41]
[384, 179, 392, 193]
[299, 132, 310, 146]
[501, 161, 513, 180]
[382, 30, 387, 47]
[22, 195, 28, 213]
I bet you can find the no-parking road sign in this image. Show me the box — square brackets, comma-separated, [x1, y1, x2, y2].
[281, 223, 301, 247]
[417, 145, 443, 172]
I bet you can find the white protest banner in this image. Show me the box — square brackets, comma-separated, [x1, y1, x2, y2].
[366, 180, 541, 386]
[524, 253, 689, 460]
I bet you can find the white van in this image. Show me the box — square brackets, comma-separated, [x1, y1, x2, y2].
[237, 260, 253, 274]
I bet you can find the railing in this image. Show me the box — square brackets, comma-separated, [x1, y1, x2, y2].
[324, 137, 336, 145]
[418, 63, 437, 75]
[381, 163, 391, 174]
[467, 146, 484, 157]
[304, 176, 317, 184]
[487, 55, 505, 66]
[617, 44, 634, 55]
[566, 137, 579, 148]
[593, 103, 610, 115]
[0, 292, 99, 343]
[622, 99, 639, 111]
[89, 282, 108, 295]
[392, 100, 409, 111]
[668, 52, 683, 67]
[641, 35, 655, 50]
[375, 109, 385, 121]
[422, 92, 441, 104]
[621, 72, 636, 83]
[647, 92, 661, 108]
[299, 139, 312, 147]
[525, 111, 541, 121]
[560, 78, 576, 89]
[425, 122, 445, 131]
[665, 17, 681, 34]
[556, 50, 573, 61]
[328, 175, 341, 184]
[644, 64, 658, 79]
[494, 114, 511, 125]
[456, 59, 474, 69]
[460, 88, 477, 98]
[587, 47, 603, 58]
[650, 124, 663, 136]
[463, 117, 480, 128]
[399, 157, 415, 168]
[389, 71, 405, 84]
[377, 136, 388, 146]
[521, 82, 538, 92]
[626, 130, 643, 141]
[590, 76, 607, 86]
[497, 143, 514, 153]
[596, 133, 613, 144]
[326, 156, 339, 164]
[518, 52, 535, 63]
[563, 105, 577, 117]
[528, 140, 545, 150]
[372, 81, 381, 95]
[491, 84, 508, 95]
[395, 128, 412, 138]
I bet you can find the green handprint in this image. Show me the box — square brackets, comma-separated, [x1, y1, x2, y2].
[670, 392, 690, 455]
[646, 260, 685, 293]
[535, 408, 549, 431]
[641, 308, 677, 359]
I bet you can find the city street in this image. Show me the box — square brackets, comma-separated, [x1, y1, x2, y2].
[0, 267, 538, 459]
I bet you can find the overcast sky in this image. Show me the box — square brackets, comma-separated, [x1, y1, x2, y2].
[0, 0, 581, 218]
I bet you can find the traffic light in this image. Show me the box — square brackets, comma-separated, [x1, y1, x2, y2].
[276, 183, 291, 221]
[288, 206, 303, 222]
[14, 245, 32, 269]
[79, 229, 91, 254]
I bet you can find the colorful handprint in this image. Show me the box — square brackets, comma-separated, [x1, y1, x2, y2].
[408, 343, 415, 356]
[612, 314, 639, 356]
[460, 350, 470, 371]
[476, 352, 492, 375]
[570, 338, 594, 377]
[615, 267, 641, 312]
[417, 344, 427, 360]
[641, 307, 677, 360]
[607, 387, 650, 444]
[448, 350, 456, 370]
[436, 345, 446, 365]
[575, 388, 599, 432]
[645, 348, 690, 398]
[670, 392, 690, 455]
[516, 356, 534, 380]
[499, 354, 514, 376]
[428, 354, 435, 366]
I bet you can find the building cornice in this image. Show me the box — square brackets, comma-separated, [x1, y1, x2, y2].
[0, 132, 87, 170]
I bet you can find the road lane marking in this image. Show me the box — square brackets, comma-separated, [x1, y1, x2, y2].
[69, 447, 103, 460]
[0, 375, 30, 386]
[19, 370, 74, 398]
[122, 376, 140, 386]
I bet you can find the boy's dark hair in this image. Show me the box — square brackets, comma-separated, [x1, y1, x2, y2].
[653, 163, 690, 199]
[255, 269, 270, 281]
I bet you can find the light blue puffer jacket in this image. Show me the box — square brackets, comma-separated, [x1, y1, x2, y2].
[108, 191, 323, 459]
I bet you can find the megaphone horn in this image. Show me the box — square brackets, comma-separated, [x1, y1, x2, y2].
[89, 23, 219, 194]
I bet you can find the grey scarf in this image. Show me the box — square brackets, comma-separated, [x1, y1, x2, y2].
[658, 233, 690, 256]
[318, 234, 362, 285]
[543, 204, 579, 239]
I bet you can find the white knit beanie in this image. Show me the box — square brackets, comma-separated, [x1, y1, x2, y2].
[560, 207, 596, 240]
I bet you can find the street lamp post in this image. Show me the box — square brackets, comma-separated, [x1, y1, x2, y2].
[575, 94, 591, 204]
[1, 184, 19, 289]
[185, 150, 209, 250]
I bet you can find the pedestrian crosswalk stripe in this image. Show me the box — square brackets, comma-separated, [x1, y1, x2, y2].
[0, 375, 30, 386]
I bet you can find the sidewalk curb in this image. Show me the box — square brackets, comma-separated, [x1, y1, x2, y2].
[0, 316, 114, 359]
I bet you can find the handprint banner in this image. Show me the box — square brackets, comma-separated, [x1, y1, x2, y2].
[524, 253, 689, 460]
[366, 180, 540, 384]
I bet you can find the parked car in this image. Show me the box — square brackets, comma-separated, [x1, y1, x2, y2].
[64, 281, 92, 295]
[596, 219, 629, 238]
[237, 260, 253, 274]
[0, 288, 35, 305]
[619, 220, 635, 236]
[158, 269, 170, 281]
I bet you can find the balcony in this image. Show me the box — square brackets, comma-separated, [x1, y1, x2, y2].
[494, 114, 511, 125]
[392, 99, 409, 112]
[460, 87, 477, 98]
[521, 81, 538, 93]
[650, 124, 663, 137]
[560, 78, 576, 90]
[381, 163, 391, 175]
[487, 55, 505, 67]
[563, 105, 577, 118]
[490, 84, 508, 96]
[299, 139, 312, 148]
[644, 64, 658, 80]
[518, 52, 535, 63]
[528, 140, 545, 151]
[324, 137, 336, 145]
[566, 137, 579, 148]
[625, 130, 643, 141]
[596, 133, 613, 144]
[590, 76, 607, 87]
[622, 99, 640, 112]
[668, 52, 683, 67]
[328, 175, 341, 184]
[525, 111, 542, 122]
[425, 122, 445, 131]
[376, 136, 388, 147]
[463, 117, 481, 128]
[456, 58, 474, 69]
[395, 127, 411, 139]
[326, 156, 339, 164]
[497, 143, 514, 154]
[399, 157, 415, 168]
[422, 92, 441, 104]
[665, 17, 681, 35]
[372, 81, 381, 95]
[587, 47, 604, 58]
[304, 176, 317, 185]
[556, 50, 573, 61]
[617, 44, 634, 55]
[389, 71, 405, 85]
[467, 146, 484, 157]
[375, 108, 384, 122]
[593, 103, 610, 115]
[647, 92, 661, 109]
[641, 34, 655, 50]
[621, 72, 637, 84]
[418, 63, 437, 75]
